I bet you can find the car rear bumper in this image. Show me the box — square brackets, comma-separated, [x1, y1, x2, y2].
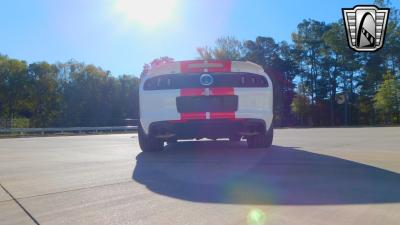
[148, 118, 267, 140]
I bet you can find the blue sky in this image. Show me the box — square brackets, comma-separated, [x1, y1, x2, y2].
[0, 0, 397, 76]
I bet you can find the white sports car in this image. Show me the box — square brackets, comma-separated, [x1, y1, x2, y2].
[138, 60, 273, 151]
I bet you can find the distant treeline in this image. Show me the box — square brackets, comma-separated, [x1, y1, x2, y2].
[0, 58, 139, 128]
[0, 0, 399, 128]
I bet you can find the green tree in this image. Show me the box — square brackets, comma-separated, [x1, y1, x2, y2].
[374, 71, 400, 124]
[291, 95, 311, 126]
[28, 62, 61, 127]
[197, 36, 243, 60]
[292, 20, 330, 105]
[323, 21, 361, 125]
[357, 0, 400, 124]
[291, 83, 311, 126]
[0, 55, 142, 128]
[0, 55, 30, 123]
[118, 75, 140, 120]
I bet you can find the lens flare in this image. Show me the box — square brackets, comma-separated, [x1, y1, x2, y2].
[247, 208, 267, 225]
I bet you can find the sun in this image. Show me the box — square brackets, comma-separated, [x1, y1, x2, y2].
[114, 0, 178, 27]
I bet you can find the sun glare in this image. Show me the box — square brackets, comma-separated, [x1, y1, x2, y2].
[114, 0, 178, 27]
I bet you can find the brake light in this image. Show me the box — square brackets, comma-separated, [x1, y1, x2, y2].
[180, 60, 231, 73]
[187, 63, 223, 69]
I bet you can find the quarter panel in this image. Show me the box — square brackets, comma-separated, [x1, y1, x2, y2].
[235, 79, 273, 130]
[139, 89, 180, 134]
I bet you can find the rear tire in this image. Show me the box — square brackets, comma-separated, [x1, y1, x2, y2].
[138, 125, 164, 152]
[247, 127, 273, 149]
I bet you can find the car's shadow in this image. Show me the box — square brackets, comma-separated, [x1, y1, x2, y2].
[132, 141, 400, 205]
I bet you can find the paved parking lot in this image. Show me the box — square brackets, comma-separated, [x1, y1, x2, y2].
[0, 127, 400, 225]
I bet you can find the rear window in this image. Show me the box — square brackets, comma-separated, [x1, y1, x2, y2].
[143, 73, 268, 90]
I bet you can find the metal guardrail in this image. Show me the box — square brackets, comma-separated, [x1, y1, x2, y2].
[0, 126, 138, 135]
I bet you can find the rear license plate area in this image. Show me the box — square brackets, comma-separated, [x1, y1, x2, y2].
[176, 96, 238, 113]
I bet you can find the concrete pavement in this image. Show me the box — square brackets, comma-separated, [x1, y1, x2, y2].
[0, 127, 399, 225]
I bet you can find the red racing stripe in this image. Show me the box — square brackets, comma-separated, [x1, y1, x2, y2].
[209, 87, 235, 119]
[180, 88, 206, 121]
[180, 60, 204, 73]
[180, 88, 204, 96]
[181, 112, 206, 120]
[210, 87, 234, 96]
[210, 112, 235, 119]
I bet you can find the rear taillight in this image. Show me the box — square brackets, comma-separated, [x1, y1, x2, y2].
[144, 76, 173, 90]
[241, 75, 268, 87]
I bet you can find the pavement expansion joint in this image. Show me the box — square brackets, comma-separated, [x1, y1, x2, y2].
[0, 183, 40, 225]
[14, 180, 134, 201]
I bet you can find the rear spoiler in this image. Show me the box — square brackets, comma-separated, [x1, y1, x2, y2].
[143, 60, 265, 78]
